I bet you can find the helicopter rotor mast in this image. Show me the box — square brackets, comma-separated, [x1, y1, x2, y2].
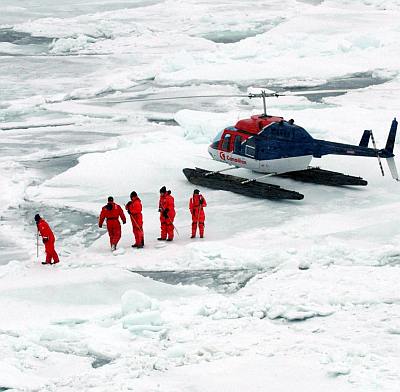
[248, 90, 279, 117]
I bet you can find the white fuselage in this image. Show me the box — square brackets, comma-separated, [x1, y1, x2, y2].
[208, 146, 313, 174]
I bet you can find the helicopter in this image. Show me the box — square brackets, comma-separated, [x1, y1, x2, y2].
[183, 90, 398, 200]
[101, 88, 398, 200]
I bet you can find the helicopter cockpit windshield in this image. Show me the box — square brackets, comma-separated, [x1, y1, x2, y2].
[212, 130, 223, 143]
[210, 127, 235, 149]
[209, 130, 223, 149]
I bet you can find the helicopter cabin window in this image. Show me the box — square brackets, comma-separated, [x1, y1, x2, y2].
[221, 133, 232, 151]
[233, 135, 242, 154]
[244, 137, 256, 158]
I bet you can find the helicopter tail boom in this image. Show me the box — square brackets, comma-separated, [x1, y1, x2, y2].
[314, 118, 398, 180]
[316, 119, 398, 158]
[314, 139, 378, 158]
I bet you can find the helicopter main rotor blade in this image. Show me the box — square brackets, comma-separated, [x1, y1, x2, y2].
[259, 88, 400, 96]
[275, 89, 352, 96]
[96, 87, 399, 104]
[103, 94, 248, 104]
[103, 90, 350, 104]
[247, 89, 353, 100]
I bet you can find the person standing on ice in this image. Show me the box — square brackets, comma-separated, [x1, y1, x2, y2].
[99, 196, 126, 251]
[35, 214, 60, 265]
[125, 191, 144, 248]
[189, 189, 207, 238]
[158, 186, 176, 241]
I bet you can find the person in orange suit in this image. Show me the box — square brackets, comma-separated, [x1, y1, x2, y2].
[99, 196, 126, 251]
[158, 186, 176, 241]
[35, 214, 60, 265]
[126, 191, 144, 248]
[189, 189, 207, 238]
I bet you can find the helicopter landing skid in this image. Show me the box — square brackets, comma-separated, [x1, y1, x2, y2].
[182, 168, 304, 200]
[277, 167, 368, 186]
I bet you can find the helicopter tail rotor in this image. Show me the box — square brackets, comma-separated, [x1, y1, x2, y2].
[365, 118, 398, 180]
[376, 118, 399, 181]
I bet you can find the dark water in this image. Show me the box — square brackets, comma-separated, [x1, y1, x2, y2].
[297, 0, 324, 4]
[92, 357, 112, 368]
[202, 28, 267, 44]
[272, 72, 390, 102]
[1, 202, 100, 266]
[22, 153, 81, 181]
[0, 153, 100, 266]
[0, 28, 52, 57]
[0, 28, 53, 46]
[146, 118, 179, 126]
[201, 17, 284, 44]
[130, 268, 261, 293]
[22, 203, 100, 252]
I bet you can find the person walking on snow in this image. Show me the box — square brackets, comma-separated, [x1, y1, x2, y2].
[35, 214, 59, 265]
[158, 186, 176, 241]
[126, 191, 144, 248]
[99, 196, 126, 251]
[189, 189, 207, 238]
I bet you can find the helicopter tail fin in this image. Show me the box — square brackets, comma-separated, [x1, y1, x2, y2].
[359, 130, 371, 147]
[385, 118, 397, 154]
[383, 119, 399, 180]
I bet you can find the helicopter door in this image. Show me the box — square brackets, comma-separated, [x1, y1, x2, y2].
[233, 135, 242, 154]
[219, 133, 233, 152]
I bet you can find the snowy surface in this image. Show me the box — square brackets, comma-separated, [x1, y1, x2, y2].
[1, 0, 400, 391]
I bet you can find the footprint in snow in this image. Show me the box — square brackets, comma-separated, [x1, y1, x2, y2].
[113, 248, 126, 256]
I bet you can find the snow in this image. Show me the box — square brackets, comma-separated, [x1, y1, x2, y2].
[121, 289, 155, 314]
[1, 0, 400, 391]
[129, 353, 359, 392]
[0, 42, 24, 55]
